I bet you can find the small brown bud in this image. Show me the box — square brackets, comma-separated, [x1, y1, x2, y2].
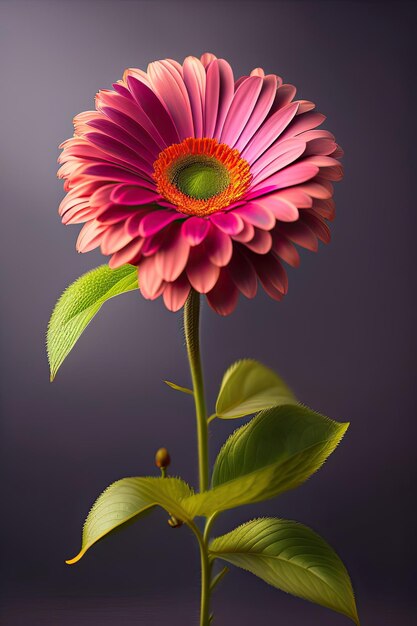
[167, 515, 183, 528]
[155, 447, 171, 469]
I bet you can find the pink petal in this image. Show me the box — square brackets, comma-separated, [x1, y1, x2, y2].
[95, 89, 150, 132]
[279, 221, 318, 251]
[250, 68, 265, 78]
[125, 209, 153, 236]
[220, 76, 263, 147]
[270, 84, 297, 111]
[89, 184, 116, 208]
[109, 238, 144, 268]
[304, 138, 337, 156]
[204, 225, 233, 267]
[141, 227, 168, 256]
[76, 220, 107, 253]
[251, 162, 319, 194]
[110, 184, 160, 205]
[279, 111, 326, 141]
[234, 204, 275, 230]
[200, 52, 217, 68]
[242, 102, 299, 164]
[139, 257, 162, 293]
[186, 247, 220, 293]
[332, 146, 344, 159]
[213, 59, 235, 139]
[297, 180, 333, 199]
[251, 251, 288, 295]
[163, 273, 191, 312]
[209, 212, 244, 235]
[301, 212, 331, 243]
[154, 223, 190, 281]
[139, 256, 165, 299]
[62, 204, 95, 224]
[250, 139, 307, 184]
[183, 56, 206, 138]
[96, 205, 137, 225]
[269, 187, 313, 208]
[126, 75, 180, 147]
[234, 75, 278, 151]
[228, 246, 258, 298]
[112, 81, 135, 99]
[271, 232, 300, 267]
[249, 195, 299, 222]
[203, 59, 220, 138]
[311, 199, 335, 220]
[138, 210, 183, 237]
[98, 221, 133, 255]
[101, 106, 162, 157]
[147, 60, 194, 140]
[295, 100, 316, 114]
[206, 268, 239, 316]
[182, 217, 210, 246]
[300, 129, 335, 142]
[86, 117, 156, 163]
[232, 221, 255, 243]
[243, 228, 273, 254]
[85, 132, 153, 177]
[83, 164, 154, 186]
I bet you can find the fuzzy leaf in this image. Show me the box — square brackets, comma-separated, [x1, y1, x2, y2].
[47, 264, 138, 380]
[183, 405, 348, 517]
[210, 518, 359, 625]
[66, 477, 193, 564]
[215, 359, 297, 419]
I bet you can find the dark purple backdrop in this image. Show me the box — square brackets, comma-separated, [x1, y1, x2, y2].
[1, 1, 416, 624]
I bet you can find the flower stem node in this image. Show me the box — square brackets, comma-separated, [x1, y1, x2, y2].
[155, 447, 171, 472]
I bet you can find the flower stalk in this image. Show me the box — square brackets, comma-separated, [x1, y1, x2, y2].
[184, 290, 209, 494]
[184, 290, 212, 625]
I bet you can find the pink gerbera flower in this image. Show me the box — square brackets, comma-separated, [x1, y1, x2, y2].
[58, 53, 343, 315]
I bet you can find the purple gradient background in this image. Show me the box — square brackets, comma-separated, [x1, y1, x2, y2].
[1, 0, 416, 624]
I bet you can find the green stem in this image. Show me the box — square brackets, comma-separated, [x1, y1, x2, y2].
[184, 291, 211, 625]
[184, 290, 209, 493]
[186, 520, 211, 626]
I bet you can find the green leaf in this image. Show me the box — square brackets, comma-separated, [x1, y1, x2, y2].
[183, 405, 348, 517]
[66, 477, 193, 564]
[47, 264, 138, 380]
[164, 380, 194, 395]
[215, 359, 297, 419]
[210, 518, 359, 625]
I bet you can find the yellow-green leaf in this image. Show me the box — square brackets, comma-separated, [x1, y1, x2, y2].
[164, 380, 194, 395]
[183, 405, 348, 517]
[210, 518, 359, 625]
[66, 477, 193, 564]
[47, 264, 138, 380]
[215, 359, 297, 419]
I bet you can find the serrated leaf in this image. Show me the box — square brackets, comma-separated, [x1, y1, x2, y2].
[183, 405, 348, 517]
[164, 380, 194, 395]
[47, 264, 138, 380]
[67, 477, 193, 564]
[210, 518, 359, 625]
[215, 359, 297, 419]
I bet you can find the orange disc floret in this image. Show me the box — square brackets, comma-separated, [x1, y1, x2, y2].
[153, 137, 252, 217]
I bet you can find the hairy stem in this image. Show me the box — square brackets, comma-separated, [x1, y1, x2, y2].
[184, 291, 211, 625]
[184, 290, 209, 493]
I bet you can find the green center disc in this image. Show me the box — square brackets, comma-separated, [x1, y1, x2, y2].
[171, 157, 230, 200]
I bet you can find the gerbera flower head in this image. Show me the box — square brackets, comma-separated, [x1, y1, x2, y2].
[58, 53, 343, 315]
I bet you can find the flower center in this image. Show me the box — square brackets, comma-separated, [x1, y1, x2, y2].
[173, 156, 230, 200]
[153, 137, 252, 217]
